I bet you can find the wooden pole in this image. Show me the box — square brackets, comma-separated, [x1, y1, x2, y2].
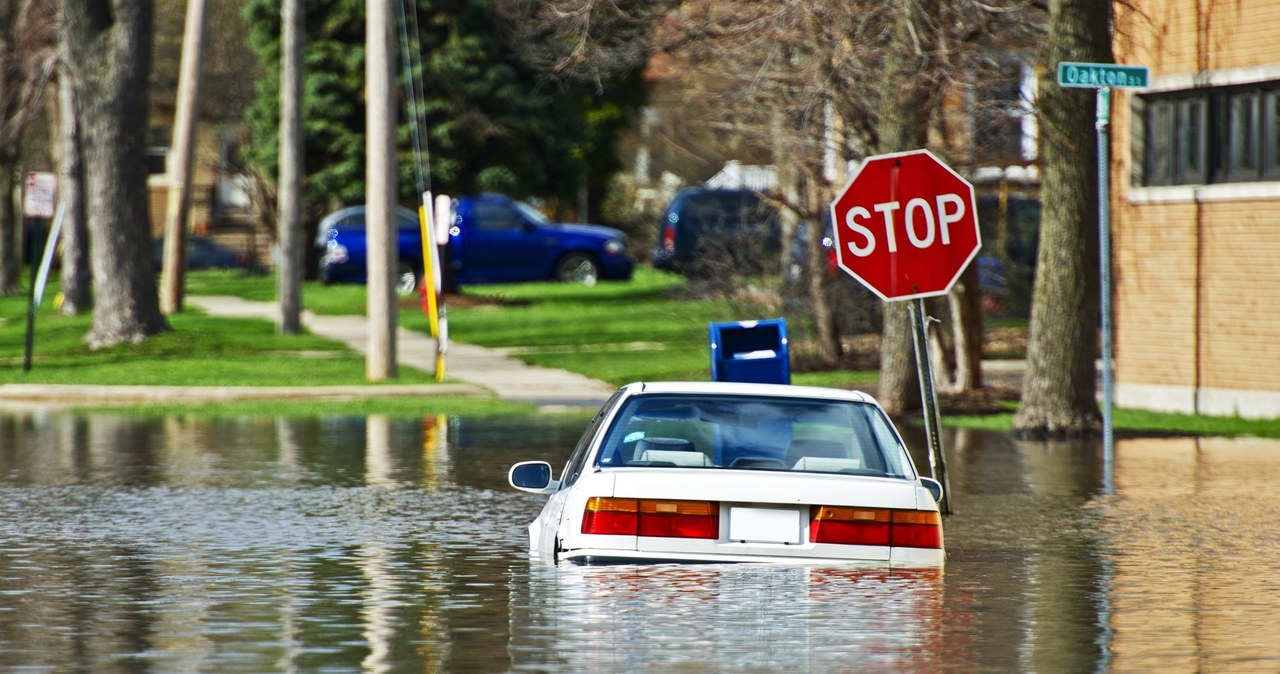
[366, 0, 397, 380]
[159, 0, 206, 315]
[277, 0, 304, 334]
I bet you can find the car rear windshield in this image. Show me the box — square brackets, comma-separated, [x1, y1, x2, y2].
[675, 191, 775, 230]
[594, 394, 913, 478]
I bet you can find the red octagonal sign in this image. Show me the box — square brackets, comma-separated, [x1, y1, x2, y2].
[829, 149, 981, 302]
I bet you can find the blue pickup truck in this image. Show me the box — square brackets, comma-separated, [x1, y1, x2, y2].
[317, 193, 634, 293]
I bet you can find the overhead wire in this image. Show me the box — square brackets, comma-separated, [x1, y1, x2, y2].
[395, 0, 431, 195]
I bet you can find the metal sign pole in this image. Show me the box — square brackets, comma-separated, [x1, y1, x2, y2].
[1096, 87, 1115, 495]
[909, 298, 952, 515]
[1057, 62, 1147, 495]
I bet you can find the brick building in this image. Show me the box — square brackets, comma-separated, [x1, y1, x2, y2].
[1111, 0, 1280, 417]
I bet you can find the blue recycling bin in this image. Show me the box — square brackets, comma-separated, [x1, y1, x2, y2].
[709, 318, 790, 385]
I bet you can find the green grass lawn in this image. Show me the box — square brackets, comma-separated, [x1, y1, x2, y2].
[948, 402, 1280, 439]
[0, 276, 435, 387]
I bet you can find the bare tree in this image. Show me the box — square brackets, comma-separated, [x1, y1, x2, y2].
[641, 2, 1044, 401]
[1013, 0, 1110, 436]
[0, 0, 58, 297]
[869, 1, 943, 415]
[62, 0, 169, 347]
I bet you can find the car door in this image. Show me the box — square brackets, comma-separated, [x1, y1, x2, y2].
[460, 199, 548, 282]
[536, 389, 624, 559]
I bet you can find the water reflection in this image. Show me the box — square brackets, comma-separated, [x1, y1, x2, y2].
[0, 413, 1279, 672]
[1103, 437, 1280, 672]
[512, 563, 946, 673]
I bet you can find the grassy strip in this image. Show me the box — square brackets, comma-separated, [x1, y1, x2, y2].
[947, 403, 1280, 438]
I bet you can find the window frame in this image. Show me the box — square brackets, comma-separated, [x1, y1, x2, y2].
[1139, 80, 1280, 187]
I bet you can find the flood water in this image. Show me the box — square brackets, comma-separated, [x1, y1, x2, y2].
[2, 411, 1279, 673]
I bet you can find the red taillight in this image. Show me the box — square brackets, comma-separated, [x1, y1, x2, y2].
[661, 224, 676, 251]
[810, 506, 891, 546]
[809, 506, 942, 549]
[889, 510, 944, 549]
[582, 497, 718, 539]
[581, 497, 639, 535]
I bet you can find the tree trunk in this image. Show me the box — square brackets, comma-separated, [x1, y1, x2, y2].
[0, 155, 19, 296]
[948, 263, 984, 391]
[873, 1, 935, 415]
[63, 0, 169, 347]
[0, 0, 22, 297]
[1013, 0, 1110, 436]
[56, 67, 91, 314]
[803, 172, 841, 364]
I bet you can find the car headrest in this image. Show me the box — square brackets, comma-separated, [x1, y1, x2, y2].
[636, 437, 695, 453]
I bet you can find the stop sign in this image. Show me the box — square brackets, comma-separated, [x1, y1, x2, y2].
[829, 149, 980, 301]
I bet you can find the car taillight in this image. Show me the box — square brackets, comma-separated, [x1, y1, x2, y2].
[582, 497, 718, 539]
[809, 506, 942, 549]
[661, 224, 676, 251]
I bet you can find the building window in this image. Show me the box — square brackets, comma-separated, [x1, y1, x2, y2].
[147, 126, 170, 176]
[1139, 80, 1280, 186]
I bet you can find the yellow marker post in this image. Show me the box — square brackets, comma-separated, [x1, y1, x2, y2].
[419, 192, 446, 381]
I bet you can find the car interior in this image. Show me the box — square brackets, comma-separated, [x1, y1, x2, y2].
[595, 396, 904, 477]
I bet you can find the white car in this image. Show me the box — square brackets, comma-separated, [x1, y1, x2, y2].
[508, 381, 945, 567]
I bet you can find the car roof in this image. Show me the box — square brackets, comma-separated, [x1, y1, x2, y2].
[318, 204, 420, 228]
[622, 381, 878, 404]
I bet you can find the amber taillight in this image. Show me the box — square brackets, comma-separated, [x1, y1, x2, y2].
[809, 506, 942, 549]
[582, 497, 719, 539]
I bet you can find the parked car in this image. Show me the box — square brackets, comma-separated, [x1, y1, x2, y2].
[508, 381, 945, 566]
[152, 236, 248, 271]
[317, 194, 634, 294]
[650, 187, 781, 277]
[316, 205, 424, 294]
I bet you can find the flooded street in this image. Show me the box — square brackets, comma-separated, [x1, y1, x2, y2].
[2, 411, 1279, 672]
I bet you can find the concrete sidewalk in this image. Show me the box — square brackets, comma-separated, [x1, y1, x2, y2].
[186, 295, 618, 407]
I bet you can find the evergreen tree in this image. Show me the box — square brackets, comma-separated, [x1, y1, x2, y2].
[244, 0, 642, 211]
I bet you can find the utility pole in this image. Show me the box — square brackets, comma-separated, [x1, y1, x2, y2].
[278, 0, 304, 334]
[366, 0, 397, 380]
[160, 0, 206, 315]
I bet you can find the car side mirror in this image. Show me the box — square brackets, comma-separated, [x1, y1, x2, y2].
[509, 461, 556, 494]
[920, 477, 944, 504]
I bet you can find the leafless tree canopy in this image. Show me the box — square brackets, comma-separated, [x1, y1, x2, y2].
[496, 0, 659, 90]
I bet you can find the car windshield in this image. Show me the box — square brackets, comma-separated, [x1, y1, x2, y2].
[594, 394, 913, 478]
[514, 200, 552, 226]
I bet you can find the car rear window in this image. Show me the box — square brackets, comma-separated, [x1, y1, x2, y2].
[594, 394, 912, 478]
[676, 191, 775, 230]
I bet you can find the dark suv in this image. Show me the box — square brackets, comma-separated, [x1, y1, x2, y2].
[650, 187, 780, 276]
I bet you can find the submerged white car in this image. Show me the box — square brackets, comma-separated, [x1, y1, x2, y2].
[508, 381, 945, 567]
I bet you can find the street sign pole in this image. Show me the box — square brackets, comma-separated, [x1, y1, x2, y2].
[829, 150, 980, 515]
[1057, 62, 1146, 495]
[1096, 88, 1115, 495]
[909, 298, 951, 514]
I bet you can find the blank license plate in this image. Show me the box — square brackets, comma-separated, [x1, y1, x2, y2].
[728, 507, 802, 544]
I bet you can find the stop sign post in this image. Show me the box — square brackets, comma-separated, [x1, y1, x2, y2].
[830, 149, 980, 301]
[829, 149, 978, 514]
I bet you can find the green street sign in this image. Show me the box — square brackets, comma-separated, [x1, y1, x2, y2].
[1057, 62, 1149, 89]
